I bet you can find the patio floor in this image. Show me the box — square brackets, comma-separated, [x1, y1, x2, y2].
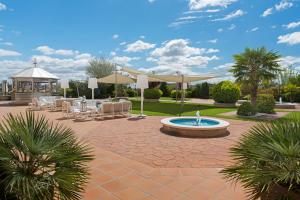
[0, 105, 256, 199]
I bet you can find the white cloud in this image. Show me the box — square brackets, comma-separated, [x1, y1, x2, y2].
[261, 8, 273, 17]
[32, 54, 93, 79]
[146, 39, 219, 74]
[1, 42, 13, 46]
[208, 38, 218, 44]
[283, 21, 300, 29]
[120, 42, 127, 46]
[125, 40, 156, 52]
[0, 50, 94, 80]
[249, 27, 259, 32]
[0, 2, 7, 11]
[278, 32, 300, 45]
[188, 0, 237, 10]
[261, 1, 293, 17]
[212, 9, 245, 21]
[140, 35, 146, 39]
[217, 28, 223, 32]
[112, 34, 119, 40]
[36, 46, 78, 56]
[214, 62, 234, 70]
[0, 49, 21, 57]
[275, 0, 293, 11]
[148, 0, 156, 3]
[169, 20, 195, 28]
[206, 9, 221, 13]
[111, 56, 139, 66]
[110, 51, 117, 56]
[279, 56, 300, 69]
[228, 24, 236, 30]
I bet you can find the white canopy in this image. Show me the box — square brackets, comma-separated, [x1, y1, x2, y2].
[122, 66, 215, 83]
[97, 73, 135, 84]
[11, 67, 59, 80]
[122, 67, 164, 82]
[150, 74, 215, 83]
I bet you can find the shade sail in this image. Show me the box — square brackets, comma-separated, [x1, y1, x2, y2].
[150, 75, 215, 83]
[97, 73, 135, 84]
[122, 67, 164, 82]
[122, 66, 215, 83]
[11, 67, 59, 80]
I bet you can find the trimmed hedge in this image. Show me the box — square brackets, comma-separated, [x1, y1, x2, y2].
[212, 81, 240, 103]
[144, 88, 162, 99]
[237, 102, 257, 116]
[257, 94, 275, 114]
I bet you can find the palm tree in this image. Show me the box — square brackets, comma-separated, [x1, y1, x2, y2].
[0, 112, 93, 200]
[230, 47, 281, 105]
[221, 114, 300, 199]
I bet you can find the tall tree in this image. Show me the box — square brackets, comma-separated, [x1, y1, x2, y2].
[230, 47, 281, 105]
[86, 58, 115, 78]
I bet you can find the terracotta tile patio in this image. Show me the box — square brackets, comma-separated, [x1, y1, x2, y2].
[0, 105, 256, 199]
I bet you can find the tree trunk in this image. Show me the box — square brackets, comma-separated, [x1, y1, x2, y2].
[250, 84, 258, 106]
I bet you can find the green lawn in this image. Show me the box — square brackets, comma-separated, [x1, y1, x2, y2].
[130, 100, 299, 121]
[131, 100, 236, 117]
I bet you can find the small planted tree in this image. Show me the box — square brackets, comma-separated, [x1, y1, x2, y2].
[230, 47, 281, 105]
[0, 112, 93, 200]
[86, 58, 115, 78]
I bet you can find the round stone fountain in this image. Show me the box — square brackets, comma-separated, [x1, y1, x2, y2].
[161, 113, 230, 138]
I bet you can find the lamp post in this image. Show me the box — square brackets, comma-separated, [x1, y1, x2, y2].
[61, 79, 69, 98]
[136, 75, 149, 118]
[88, 78, 98, 100]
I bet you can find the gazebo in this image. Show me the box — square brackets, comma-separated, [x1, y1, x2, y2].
[11, 63, 59, 105]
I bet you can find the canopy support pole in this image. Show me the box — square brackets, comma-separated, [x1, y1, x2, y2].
[140, 88, 145, 117]
[114, 67, 118, 99]
[179, 75, 184, 116]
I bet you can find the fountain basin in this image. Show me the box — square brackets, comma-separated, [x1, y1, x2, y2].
[161, 117, 230, 138]
[275, 103, 296, 109]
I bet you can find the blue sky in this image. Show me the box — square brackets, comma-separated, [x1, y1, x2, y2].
[0, 0, 300, 81]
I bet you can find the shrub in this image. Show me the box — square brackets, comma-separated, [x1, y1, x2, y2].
[192, 82, 210, 99]
[159, 82, 171, 97]
[257, 94, 275, 114]
[221, 114, 300, 199]
[170, 90, 191, 99]
[144, 88, 162, 99]
[237, 102, 257, 116]
[0, 112, 93, 200]
[170, 90, 179, 99]
[126, 87, 136, 97]
[212, 81, 240, 103]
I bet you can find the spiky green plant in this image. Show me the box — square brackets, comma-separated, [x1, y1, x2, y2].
[221, 114, 300, 200]
[0, 112, 93, 200]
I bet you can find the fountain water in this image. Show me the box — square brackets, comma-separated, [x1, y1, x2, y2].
[196, 111, 201, 126]
[279, 97, 282, 104]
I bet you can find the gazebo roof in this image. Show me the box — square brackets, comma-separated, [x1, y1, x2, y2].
[11, 67, 59, 80]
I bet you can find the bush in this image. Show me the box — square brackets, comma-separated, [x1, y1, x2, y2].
[144, 88, 162, 99]
[0, 112, 93, 200]
[221, 114, 300, 199]
[170, 90, 191, 99]
[192, 82, 210, 99]
[159, 82, 171, 97]
[126, 87, 136, 97]
[212, 81, 240, 103]
[257, 94, 275, 114]
[237, 102, 257, 116]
